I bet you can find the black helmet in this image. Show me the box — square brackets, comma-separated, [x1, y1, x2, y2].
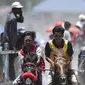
[52, 26, 65, 34]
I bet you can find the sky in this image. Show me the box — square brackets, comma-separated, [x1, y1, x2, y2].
[33, 0, 85, 12]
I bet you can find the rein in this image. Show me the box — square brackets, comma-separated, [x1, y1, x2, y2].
[22, 62, 38, 79]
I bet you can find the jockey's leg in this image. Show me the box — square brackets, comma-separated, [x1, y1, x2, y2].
[67, 62, 72, 85]
[51, 68, 55, 85]
[38, 71, 42, 85]
[47, 69, 54, 85]
[12, 76, 20, 85]
[68, 62, 77, 84]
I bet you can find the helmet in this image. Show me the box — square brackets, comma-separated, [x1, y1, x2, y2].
[52, 26, 65, 34]
[79, 14, 85, 20]
[79, 47, 85, 58]
[11, 1, 23, 8]
[18, 27, 26, 33]
[55, 21, 64, 26]
[80, 46, 85, 52]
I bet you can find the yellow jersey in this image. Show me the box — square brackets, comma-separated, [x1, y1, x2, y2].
[48, 39, 71, 68]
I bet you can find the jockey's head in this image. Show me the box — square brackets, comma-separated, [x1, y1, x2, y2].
[23, 31, 36, 46]
[80, 47, 85, 53]
[21, 31, 36, 53]
[79, 14, 85, 22]
[22, 31, 36, 53]
[52, 26, 65, 46]
[64, 21, 71, 30]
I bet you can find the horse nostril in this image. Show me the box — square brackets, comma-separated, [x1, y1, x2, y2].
[61, 78, 66, 81]
[25, 78, 32, 85]
[60, 76, 66, 83]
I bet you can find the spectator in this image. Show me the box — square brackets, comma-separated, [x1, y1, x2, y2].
[3, 1, 24, 80]
[76, 14, 85, 29]
[64, 21, 72, 42]
[15, 27, 26, 50]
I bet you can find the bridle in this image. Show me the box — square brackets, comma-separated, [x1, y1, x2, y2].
[54, 57, 70, 85]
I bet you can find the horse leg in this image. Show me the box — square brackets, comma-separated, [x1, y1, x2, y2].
[67, 71, 73, 85]
[48, 82, 52, 85]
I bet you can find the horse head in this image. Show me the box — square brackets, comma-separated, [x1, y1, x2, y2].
[53, 49, 70, 85]
[21, 62, 38, 85]
[22, 62, 37, 76]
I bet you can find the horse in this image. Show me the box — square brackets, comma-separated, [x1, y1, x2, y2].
[50, 48, 79, 85]
[53, 56, 71, 85]
[20, 62, 38, 85]
[18, 52, 38, 85]
[78, 48, 85, 85]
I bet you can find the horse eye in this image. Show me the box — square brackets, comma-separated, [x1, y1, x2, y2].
[54, 54, 57, 56]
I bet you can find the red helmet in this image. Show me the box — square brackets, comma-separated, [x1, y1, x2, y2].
[55, 21, 64, 26]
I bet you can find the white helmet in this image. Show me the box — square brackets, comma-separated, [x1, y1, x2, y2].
[18, 27, 26, 33]
[80, 46, 85, 52]
[11, 1, 23, 8]
[79, 14, 85, 20]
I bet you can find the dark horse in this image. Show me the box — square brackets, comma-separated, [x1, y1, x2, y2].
[18, 52, 38, 85]
[20, 62, 38, 85]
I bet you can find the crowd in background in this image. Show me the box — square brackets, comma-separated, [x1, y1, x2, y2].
[0, 1, 85, 85]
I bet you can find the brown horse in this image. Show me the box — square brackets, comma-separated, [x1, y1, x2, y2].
[51, 48, 80, 85]
[50, 48, 71, 85]
[53, 56, 70, 85]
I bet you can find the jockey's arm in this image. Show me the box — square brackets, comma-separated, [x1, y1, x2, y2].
[18, 51, 24, 65]
[46, 57, 54, 67]
[67, 41, 74, 60]
[36, 46, 42, 63]
[67, 41, 74, 70]
[45, 42, 54, 66]
[17, 51, 24, 75]
[36, 52, 41, 64]
[36, 46, 45, 72]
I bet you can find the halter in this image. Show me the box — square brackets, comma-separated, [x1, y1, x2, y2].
[22, 62, 38, 80]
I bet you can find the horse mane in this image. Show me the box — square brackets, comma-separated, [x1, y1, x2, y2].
[52, 48, 65, 59]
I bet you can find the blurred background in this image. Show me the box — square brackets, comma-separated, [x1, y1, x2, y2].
[0, 0, 85, 84]
[0, 0, 85, 41]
